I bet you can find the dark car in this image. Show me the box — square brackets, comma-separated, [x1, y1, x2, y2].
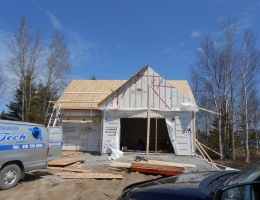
[118, 161, 260, 200]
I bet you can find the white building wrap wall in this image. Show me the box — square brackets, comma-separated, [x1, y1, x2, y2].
[99, 66, 197, 155]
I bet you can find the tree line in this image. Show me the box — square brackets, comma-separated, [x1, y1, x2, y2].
[191, 16, 260, 162]
[0, 17, 72, 125]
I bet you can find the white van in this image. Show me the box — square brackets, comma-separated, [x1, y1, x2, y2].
[0, 120, 63, 190]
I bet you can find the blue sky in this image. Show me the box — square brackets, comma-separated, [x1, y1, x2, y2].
[0, 0, 260, 110]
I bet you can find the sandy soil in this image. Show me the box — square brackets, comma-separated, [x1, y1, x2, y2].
[0, 164, 160, 200]
[2, 149, 254, 200]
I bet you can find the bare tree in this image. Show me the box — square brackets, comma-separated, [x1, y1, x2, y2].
[239, 29, 260, 162]
[191, 35, 226, 157]
[5, 17, 43, 121]
[43, 30, 71, 124]
[192, 15, 260, 162]
[221, 16, 240, 161]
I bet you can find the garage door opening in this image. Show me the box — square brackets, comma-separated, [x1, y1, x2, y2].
[120, 118, 174, 153]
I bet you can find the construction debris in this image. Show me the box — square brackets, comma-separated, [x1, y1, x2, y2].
[133, 156, 149, 162]
[56, 172, 123, 179]
[47, 167, 90, 173]
[106, 159, 197, 176]
[61, 151, 81, 157]
[48, 158, 88, 167]
[109, 167, 122, 171]
[108, 162, 131, 169]
[131, 160, 185, 175]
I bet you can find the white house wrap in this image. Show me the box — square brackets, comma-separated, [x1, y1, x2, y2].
[56, 65, 198, 155]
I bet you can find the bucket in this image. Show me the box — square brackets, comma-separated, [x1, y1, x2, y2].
[122, 146, 127, 152]
[138, 146, 143, 151]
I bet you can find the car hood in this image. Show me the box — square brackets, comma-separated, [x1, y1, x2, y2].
[120, 171, 221, 200]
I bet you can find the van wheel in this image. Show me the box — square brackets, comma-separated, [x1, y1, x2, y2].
[0, 164, 21, 190]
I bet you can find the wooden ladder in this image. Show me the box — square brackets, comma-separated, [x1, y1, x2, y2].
[47, 104, 61, 128]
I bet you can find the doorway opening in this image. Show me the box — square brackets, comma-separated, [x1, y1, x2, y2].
[120, 118, 173, 153]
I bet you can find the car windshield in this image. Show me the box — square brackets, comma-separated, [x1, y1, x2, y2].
[207, 173, 237, 195]
[228, 161, 260, 185]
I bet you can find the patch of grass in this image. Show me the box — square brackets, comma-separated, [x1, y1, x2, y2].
[213, 148, 260, 170]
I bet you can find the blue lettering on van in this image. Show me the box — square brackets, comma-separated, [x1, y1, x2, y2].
[0, 126, 19, 130]
[49, 142, 63, 146]
[28, 127, 42, 141]
[0, 132, 27, 142]
[0, 143, 44, 151]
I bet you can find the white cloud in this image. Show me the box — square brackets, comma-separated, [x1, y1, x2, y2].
[45, 10, 62, 30]
[39, 7, 108, 74]
[190, 31, 202, 38]
[164, 48, 173, 54]
[158, 44, 192, 60]
[66, 31, 108, 70]
[197, 47, 203, 52]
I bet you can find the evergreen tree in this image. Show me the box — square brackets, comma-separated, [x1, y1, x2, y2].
[0, 110, 7, 119]
[5, 86, 23, 121]
[90, 73, 97, 80]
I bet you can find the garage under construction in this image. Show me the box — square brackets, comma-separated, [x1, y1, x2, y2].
[54, 65, 198, 156]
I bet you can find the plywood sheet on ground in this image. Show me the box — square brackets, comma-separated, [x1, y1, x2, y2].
[48, 158, 88, 166]
[56, 172, 123, 179]
[47, 167, 90, 173]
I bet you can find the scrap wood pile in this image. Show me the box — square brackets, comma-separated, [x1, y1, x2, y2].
[48, 157, 88, 167]
[47, 151, 122, 180]
[108, 156, 196, 175]
[61, 151, 81, 157]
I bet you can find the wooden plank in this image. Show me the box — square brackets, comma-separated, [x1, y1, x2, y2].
[122, 158, 196, 168]
[131, 167, 184, 176]
[47, 167, 90, 173]
[131, 160, 187, 174]
[60, 172, 123, 179]
[131, 163, 184, 172]
[197, 141, 224, 158]
[122, 157, 133, 161]
[109, 162, 131, 168]
[56, 172, 75, 176]
[132, 160, 196, 168]
[48, 158, 88, 166]
[61, 151, 81, 157]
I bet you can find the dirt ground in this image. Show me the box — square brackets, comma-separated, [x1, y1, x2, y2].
[1, 148, 259, 200]
[0, 163, 160, 200]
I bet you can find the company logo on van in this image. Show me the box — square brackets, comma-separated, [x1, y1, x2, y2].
[28, 127, 42, 141]
[0, 132, 27, 142]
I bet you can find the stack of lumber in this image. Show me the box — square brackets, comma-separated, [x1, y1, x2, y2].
[109, 162, 131, 169]
[48, 158, 88, 167]
[56, 172, 123, 179]
[131, 160, 196, 175]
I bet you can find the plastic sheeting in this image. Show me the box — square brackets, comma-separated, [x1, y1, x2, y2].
[165, 117, 179, 155]
[107, 137, 123, 160]
[176, 102, 199, 112]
